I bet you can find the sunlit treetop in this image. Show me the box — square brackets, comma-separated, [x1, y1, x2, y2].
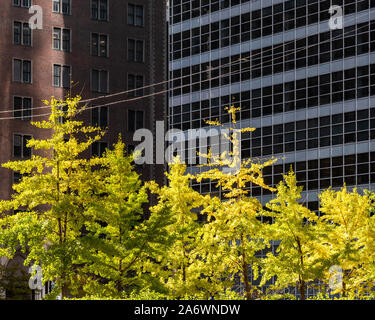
[196, 106, 277, 198]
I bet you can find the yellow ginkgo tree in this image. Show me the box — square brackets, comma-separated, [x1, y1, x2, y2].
[319, 186, 373, 298]
[196, 106, 276, 300]
[78, 138, 171, 298]
[0, 96, 105, 299]
[147, 158, 226, 299]
[357, 190, 375, 297]
[260, 170, 328, 300]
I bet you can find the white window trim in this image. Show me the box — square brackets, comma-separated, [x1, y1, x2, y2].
[52, 0, 71, 15]
[52, 64, 72, 88]
[128, 3, 144, 27]
[63, 28, 72, 52]
[52, 27, 61, 50]
[13, 20, 33, 46]
[13, 0, 32, 8]
[52, 27, 71, 52]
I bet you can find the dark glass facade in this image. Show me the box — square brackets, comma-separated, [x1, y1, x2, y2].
[169, 0, 375, 210]
[169, 1, 375, 296]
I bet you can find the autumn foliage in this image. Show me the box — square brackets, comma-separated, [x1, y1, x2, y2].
[0, 97, 374, 300]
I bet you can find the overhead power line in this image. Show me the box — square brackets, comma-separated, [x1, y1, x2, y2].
[0, 12, 373, 120]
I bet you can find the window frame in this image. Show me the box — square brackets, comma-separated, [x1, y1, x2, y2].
[91, 33, 109, 57]
[127, 38, 144, 62]
[128, 3, 144, 27]
[13, 133, 33, 158]
[13, 58, 32, 84]
[53, 64, 71, 88]
[91, 0, 109, 21]
[52, 0, 71, 15]
[13, 21, 32, 46]
[53, 27, 71, 52]
[13, 0, 32, 8]
[13, 21, 22, 45]
[91, 69, 109, 93]
[13, 96, 32, 121]
[53, 27, 61, 50]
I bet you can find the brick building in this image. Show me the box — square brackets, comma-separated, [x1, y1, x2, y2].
[0, 0, 167, 299]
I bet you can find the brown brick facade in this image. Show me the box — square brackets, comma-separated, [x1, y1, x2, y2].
[0, 0, 167, 299]
[0, 0, 167, 202]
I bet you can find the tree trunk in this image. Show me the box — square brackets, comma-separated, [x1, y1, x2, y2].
[342, 273, 347, 298]
[296, 238, 306, 300]
[61, 283, 68, 299]
[299, 279, 306, 300]
[240, 234, 252, 300]
[242, 258, 252, 300]
[117, 260, 123, 292]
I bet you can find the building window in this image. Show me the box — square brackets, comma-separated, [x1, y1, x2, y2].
[91, 106, 108, 128]
[91, 0, 108, 20]
[53, 0, 60, 12]
[92, 142, 108, 157]
[128, 110, 144, 131]
[62, 29, 71, 51]
[14, 97, 32, 121]
[91, 69, 108, 93]
[128, 4, 143, 26]
[53, 28, 71, 51]
[53, 28, 61, 50]
[91, 33, 108, 57]
[127, 74, 143, 97]
[14, 22, 31, 46]
[53, 64, 60, 86]
[13, 134, 32, 158]
[13, 0, 31, 8]
[14, 22, 21, 44]
[127, 39, 144, 62]
[53, 64, 71, 88]
[53, 0, 71, 14]
[13, 59, 31, 83]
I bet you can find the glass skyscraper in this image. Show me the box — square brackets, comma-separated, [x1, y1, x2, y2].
[168, 0, 375, 296]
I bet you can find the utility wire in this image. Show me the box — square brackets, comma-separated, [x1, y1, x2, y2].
[0, 12, 373, 120]
[1, 11, 371, 115]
